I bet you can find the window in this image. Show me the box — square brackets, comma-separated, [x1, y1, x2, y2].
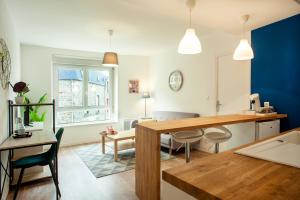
[53, 61, 115, 125]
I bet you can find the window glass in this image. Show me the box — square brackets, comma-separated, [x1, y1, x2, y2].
[55, 66, 113, 125]
[58, 68, 83, 107]
[87, 70, 109, 107]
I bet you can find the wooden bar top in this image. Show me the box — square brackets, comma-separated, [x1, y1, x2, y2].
[162, 129, 300, 200]
[138, 114, 287, 134]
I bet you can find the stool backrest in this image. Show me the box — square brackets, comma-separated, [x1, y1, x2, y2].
[203, 126, 232, 137]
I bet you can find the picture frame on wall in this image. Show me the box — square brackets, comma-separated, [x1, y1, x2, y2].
[129, 80, 139, 93]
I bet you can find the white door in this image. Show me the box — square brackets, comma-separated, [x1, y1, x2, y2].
[214, 55, 254, 152]
[216, 55, 251, 115]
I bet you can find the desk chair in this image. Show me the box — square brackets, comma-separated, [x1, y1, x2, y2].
[12, 128, 64, 200]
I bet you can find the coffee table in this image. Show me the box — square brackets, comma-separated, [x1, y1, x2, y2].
[100, 129, 135, 161]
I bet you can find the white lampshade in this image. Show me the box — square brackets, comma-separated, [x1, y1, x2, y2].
[141, 91, 150, 99]
[233, 39, 254, 60]
[178, 28, 202, 54]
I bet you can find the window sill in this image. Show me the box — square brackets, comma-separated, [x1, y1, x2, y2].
[56, 120, 118, 128]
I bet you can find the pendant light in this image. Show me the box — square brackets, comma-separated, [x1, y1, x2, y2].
[178, 0, 202, 54]
[233, 15, 254, 60]
[103, 29, 119, 67]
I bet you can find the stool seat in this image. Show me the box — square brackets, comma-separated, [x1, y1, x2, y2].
[203, 126, 232, 153]
[173, 130, 203, 143]
[204, 132, 231, 143]
[172, 130, 203, 163]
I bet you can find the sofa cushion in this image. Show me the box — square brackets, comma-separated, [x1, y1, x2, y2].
[153, 111, 200, 121]
[152, 111, 200, 150]
[161, 134, 171, 145]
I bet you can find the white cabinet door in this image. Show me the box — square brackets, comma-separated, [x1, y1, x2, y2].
[257, 120, 280, 139]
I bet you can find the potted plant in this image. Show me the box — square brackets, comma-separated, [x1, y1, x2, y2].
[10, 82, 30, 104]
[24, 93, 47, 127]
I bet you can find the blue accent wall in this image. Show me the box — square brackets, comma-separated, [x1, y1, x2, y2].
[251, 14, 300, 131]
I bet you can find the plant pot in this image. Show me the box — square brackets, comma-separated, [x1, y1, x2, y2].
[15, 96, 24, 104]
[31, 122, 44, 130]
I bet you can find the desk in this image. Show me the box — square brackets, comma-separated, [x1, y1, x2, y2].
[0, 130, 57, 199]
[135, 114, 287, 200]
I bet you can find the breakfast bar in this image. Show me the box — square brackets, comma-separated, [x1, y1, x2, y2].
[135, 114, 287, 200]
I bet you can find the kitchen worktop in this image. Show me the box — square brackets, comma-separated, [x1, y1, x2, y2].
[162, 128, 300, 200]
[139, 114, 287, 133]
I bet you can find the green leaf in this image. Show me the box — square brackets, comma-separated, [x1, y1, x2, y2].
[40, 112, 46, 122]
[26, 93, 48, 122]
[34, 93, 47, 112]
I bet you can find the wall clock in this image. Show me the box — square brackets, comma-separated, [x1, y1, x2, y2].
[169, 70, 183, 92]
[0, 38, 11, 89]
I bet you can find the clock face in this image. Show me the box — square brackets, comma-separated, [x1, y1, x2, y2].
[0, 38, 11, 89]
[169, 70, 183, 92]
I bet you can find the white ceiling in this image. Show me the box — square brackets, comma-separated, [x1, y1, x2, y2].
[7, 0, 300, 55]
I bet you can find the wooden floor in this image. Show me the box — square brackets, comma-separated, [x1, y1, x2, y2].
[7, 143, 210, 200]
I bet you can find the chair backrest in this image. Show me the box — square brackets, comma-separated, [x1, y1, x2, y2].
[48, 128, 64, 160]
[55, 128, 64, 152]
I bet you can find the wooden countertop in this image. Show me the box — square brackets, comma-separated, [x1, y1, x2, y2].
[162, 129, 300, 200]
[138, 114, 287, 134]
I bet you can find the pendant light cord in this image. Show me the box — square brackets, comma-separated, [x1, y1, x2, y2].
[243, 21, 245, 38]
[108, 29, 113, 50]
[242, 15, 249, 39]
[186, 0, 195, 28]
[189, 8, 192, 28]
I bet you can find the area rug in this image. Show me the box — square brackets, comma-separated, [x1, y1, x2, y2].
[76, 144, 174, 178]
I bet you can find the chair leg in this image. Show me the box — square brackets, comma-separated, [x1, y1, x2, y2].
[215, 143, 219, 153]
[13, 168, 25, 200]
[185, 142, 191, 163]
[49, 163, 61, 197]
[169, 138, 173, 156]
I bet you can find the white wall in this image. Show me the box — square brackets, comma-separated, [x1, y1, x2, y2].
[0, 0, 21, 198]
[21, 44, 151, 146]
[150, 31, 253, 152]
[150, 31, 251, 116]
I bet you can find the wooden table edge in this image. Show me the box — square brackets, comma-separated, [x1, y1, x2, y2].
[106, 135, 135, 141]
[0, 141, 57, 151]
[137, 114, 288, 134]
[162, 127, 300, 200]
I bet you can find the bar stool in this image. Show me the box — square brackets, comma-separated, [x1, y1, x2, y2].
[203, 126, 232, 153]
[172, 130, 204, 163]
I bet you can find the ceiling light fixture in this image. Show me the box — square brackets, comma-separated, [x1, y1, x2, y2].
[102, 29, 119, 67]
[233, 15, 254, 61]
[178, 0, 202, 54]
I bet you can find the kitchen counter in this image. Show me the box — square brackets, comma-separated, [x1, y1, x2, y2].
[139, 114, 287, 133]
[162, 128, 300, 200]
[135, 113, 288, 200]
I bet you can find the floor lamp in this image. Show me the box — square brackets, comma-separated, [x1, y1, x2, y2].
[141, 91, 150, 119]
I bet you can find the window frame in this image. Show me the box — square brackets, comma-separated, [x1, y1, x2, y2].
[53, 62, 116, 126]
